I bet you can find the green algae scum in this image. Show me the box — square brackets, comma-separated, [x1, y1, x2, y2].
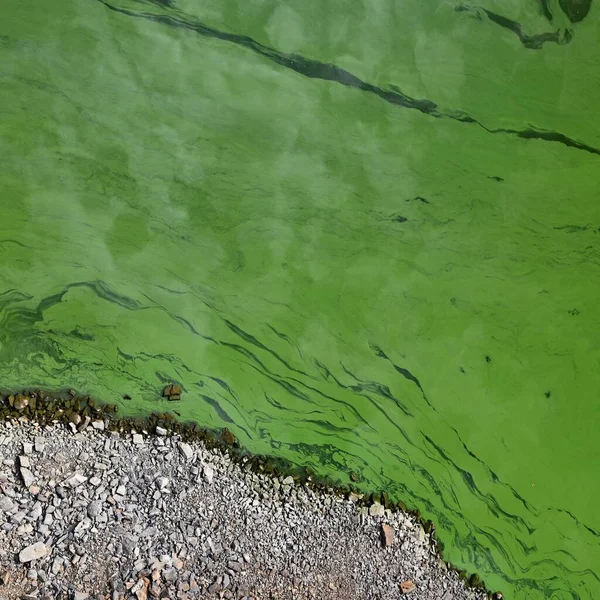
[1, 0, 599, 597]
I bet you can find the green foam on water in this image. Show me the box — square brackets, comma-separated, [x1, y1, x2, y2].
[1, 0, 600, 597]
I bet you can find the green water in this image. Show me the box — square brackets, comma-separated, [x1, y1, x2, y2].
[1, 0, 600, 596]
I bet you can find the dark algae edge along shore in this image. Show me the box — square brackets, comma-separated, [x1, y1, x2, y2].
[0, 387, 504, 600]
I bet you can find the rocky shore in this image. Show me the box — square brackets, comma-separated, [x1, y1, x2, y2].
[0, 411, 495, 599]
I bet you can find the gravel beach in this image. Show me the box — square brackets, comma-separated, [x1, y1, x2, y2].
[0, 417, 491, 600]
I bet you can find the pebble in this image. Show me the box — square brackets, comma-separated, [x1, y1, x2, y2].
[132, 434, 144, 445]
[87, 500, 103, 518]
[19, 542, 49, 563]
[369, 503, 385, 517]
[20, 467, 35, 488]
[178, 443, 193, 461]
[203, 464, 214, 484]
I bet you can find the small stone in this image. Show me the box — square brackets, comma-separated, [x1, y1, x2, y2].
[65, 473, 87, 488]
[0, 497, 15, 513]
[26, 569, 37, 581]
[0, 570, 11, 585]
[163, 568, 177, 583]
[369, 503, 385, 517]
[133, 434, 144, 445]
[23, 442, 33, 455]
[156, 477, 169, 492]
[178, 443, 193, 461]
[74, 592, 89, 600]
[34, 437, 45, 452]
[381, 523, 395, 547]
[20, 468, 35, 488]
[400, 580, 416, 595]
[69, 412, 82, 426]
[282, 476, 294, 485]
[202, 464, 214, 484]
[87, 500, 103, 518]
[19, 542, 49, 563]
[155, 427, 167, 436]
[90, 477, 102, 487]
[14, 394, 29, 411]
[19, 455, 30, 468]
[91, 421, 105, 431]
[51, 557, 63, 574]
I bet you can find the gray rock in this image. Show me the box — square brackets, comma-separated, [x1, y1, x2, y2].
[20, 467, 35, 488]
[0, 496, 15, 513]
[156, 426, 167, 436]
[19, 542, 49, 563]
[178, 443, 194, 461]
[87, 500, 103, 518]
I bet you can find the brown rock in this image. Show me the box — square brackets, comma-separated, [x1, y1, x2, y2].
[14, 394, 29, 411]
[381, 523, 395, 547]
[135, 577, 149, 600]
[400, 580, 416, 595]
[69, 412, 82, 425]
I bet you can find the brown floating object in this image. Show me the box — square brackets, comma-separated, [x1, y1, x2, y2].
[163, 384, 183, 400]
[221, 428, 236, 446]
[400, 580, 416, 595]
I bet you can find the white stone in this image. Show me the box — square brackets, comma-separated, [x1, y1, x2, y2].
[19, 542, 49, 563]
[91, 421, 105, 431]
[178, 442, 194, 461]
[20, 467, 35, 488]
[202, 464, 214, 484]
[22, 443, 33, 455]
[155, 426, 167, 436]
[132, 433, 144, 445]
[19, 455, 30, 468]
[65, 473, 88, 488]
[34, 437, 45, 452]
[369, 503, 385, 517]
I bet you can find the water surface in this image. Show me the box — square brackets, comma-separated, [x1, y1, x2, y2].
[1, 0, 600, 597]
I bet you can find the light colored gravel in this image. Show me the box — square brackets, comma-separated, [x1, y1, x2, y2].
[0, 418, 489, 600]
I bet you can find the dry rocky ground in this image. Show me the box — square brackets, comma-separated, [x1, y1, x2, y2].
[0, 417, 491, 600]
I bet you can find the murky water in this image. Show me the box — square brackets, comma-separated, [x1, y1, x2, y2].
[2, 0, 599, 597]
